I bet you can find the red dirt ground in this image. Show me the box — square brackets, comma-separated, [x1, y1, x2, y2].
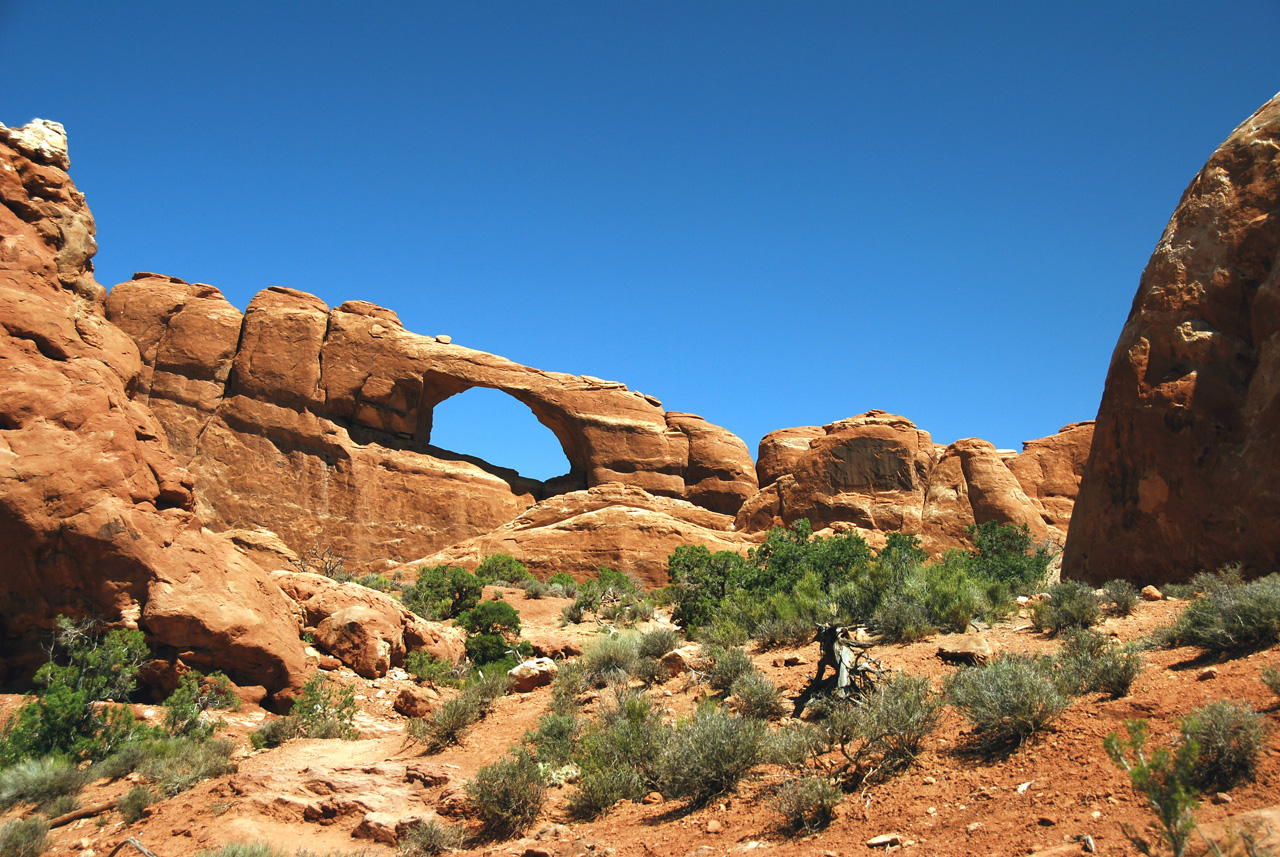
[6, 590, 1280, 857]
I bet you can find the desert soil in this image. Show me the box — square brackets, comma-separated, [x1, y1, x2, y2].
[6, 588, 1280, 857]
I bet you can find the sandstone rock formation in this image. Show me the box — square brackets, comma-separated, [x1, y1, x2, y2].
[273, 570, 465, 678]
[106, 279, 758, 572]
[738, 412, 1093, 554]
[1064, 91, 1280, 586]
[403, 482, 759, 590]
[0, 121, 305, 699]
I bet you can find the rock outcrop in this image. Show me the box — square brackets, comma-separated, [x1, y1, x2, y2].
[0, 121, 305, 699]
[403, 482, 758, 590]
[273, 570, 465, 678]
[1064, 92, 1280, 586]
[739, 412, 1093, 554]
[106, 279, 758, 572]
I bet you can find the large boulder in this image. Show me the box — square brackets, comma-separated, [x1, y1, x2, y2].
[0, 121, 305, 700]
[401, 482, 759, 590]
[1064, 92, 1280, 585]
[273, 570, 465, 676]
[105, 281, 758, 573]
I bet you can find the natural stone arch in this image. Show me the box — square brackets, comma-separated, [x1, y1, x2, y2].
[423, 382, 584, 489]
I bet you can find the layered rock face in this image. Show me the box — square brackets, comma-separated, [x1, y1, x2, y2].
[106, 280, 758, 572]
[1064, 92, 1280, 586]
[404, 482, 758, 590]
[0, 122, 305, 698]
[738, 412, 1093, 554]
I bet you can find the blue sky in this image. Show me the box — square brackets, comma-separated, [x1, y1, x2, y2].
[3, 3, 1278, 481]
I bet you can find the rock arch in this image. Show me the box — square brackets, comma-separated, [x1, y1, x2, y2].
[105, 280, 758, 571]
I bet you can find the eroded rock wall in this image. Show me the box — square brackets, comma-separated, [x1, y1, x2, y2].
[1064, 92, 1280, 586]
[0, 121, 305, 698]
[739, 411, 1093, 554]
[106, 279, 759, 572]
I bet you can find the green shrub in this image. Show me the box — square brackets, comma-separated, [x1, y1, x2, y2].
[1102, 580, 1140, 618]
[730, 672, 784, 720]
[1261, 664, 1280, 698]
[705, 646, 754, 693]
[466, 749, 546, 837]
[659, 709, 765, 806]
[568, 691, 667, 818]
[549, 660, 587, 714]
[581, 634, 640, 687]
[548, 571, 577, 591]
[248, 716, 303, 750]
[667, 546, 752, 633]
[43, 793, 79, 818]
[290, 675, 358, 740]
[475, 554, 529, 584]
[1170, 574, 1280, 655]
[0, 617, 151, 765]
[872, 597, 935, 644]
[1031, 582, 1100, 635]
[821, 673, 941, 781]
[402, 566, 484, 621]
[117, 785, 157, 823]
[0, 816, 48, 857]
[128, 737, 236, 796]
[762, 723, 827, 769]
[560, 602, 584, 625]
[772, 776, 841, 834]
[1053, 628, 1143, 698]
[1106, 719, 1200, 857]
[752, 613, 818, 649]
[464, 669, 510, 712]
[946, 654, 1067, 750]
[520, 579, 549, 599]
[965, 521, 1053, 591]
[1181, 701, 1268, 793]
[456, 600, 521, 638]
[408, 694, 480, 750]
[399, 818, 468, 855]
[406, 651, 459, 688]
[163, 672, 239, 739]
[524, 713, 582, 768]
[637, 628, 678, 660]
[696, 617, 749, 649]
[0, 756, 91, 811]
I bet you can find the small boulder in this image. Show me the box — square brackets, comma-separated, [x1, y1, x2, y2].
[937, 634, 994, 665]
[394, 686, 438, 718]
[1141, 585, 1163, 602]
[866, 834, 901, 848]
[315, 605, 394, 678]
[661, 645, 699, 677]
[509, 657, 558, 693]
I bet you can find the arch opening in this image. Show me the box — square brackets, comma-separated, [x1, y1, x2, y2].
[428, 386, 577, 485]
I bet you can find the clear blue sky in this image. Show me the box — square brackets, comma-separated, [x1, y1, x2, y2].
[4, 3, 1278, 481]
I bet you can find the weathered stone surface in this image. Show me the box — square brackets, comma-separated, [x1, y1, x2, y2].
[743, 412, 1092, 554]
[0, 122, 305, 700]
[404, 483, 758, 590]
[273, 570, 465, 674]
[508, 657, 558, 693]
[1006, 422, 1095, 537]
[1064, 92, 1280, 585]
[936, 633, 995, 665]
[393, 686, 438, 719]
[736, 412, 935, 536]
[756, 426, 824, 488]
[106, 281, 757, 573]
